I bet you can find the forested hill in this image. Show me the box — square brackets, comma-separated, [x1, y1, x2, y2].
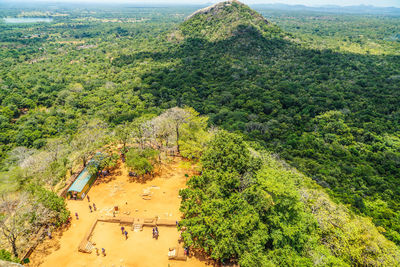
[114, 0, 400, 245]
[180, 0, 279, 41]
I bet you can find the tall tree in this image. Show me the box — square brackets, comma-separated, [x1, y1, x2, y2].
[70, 120, 108, 167]
[0, 194, 32, 258]
[115, 121, 132, 151]
[159, 107, 190, 154]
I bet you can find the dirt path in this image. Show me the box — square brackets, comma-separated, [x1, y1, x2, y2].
[27, 158, 208, 267]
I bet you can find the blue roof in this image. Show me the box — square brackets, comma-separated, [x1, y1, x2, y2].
[68, 153, 104, 193]
[68, 167, 91, 193]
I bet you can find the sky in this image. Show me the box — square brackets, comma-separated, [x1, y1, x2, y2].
[6, 0, 400, 8]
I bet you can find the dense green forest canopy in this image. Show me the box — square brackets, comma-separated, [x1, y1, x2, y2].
[180, 130, 400, 266]
[1, 0, 400, 264]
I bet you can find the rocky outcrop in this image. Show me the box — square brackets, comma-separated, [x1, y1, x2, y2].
[185, 1, 243, 21]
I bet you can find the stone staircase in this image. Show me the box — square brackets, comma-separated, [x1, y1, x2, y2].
[84, 241, 94, 253]
[133, 223, 143, 232]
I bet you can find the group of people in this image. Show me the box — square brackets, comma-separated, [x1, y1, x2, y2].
[95, 248, 106, 257]
[88, 203, 97, 212]
[121, 226, 129, 240]
[74, 195, 98, 220]
[152, 226, 159, 239]
[87, 195, 98, 213]
[73, 194, 193, 259]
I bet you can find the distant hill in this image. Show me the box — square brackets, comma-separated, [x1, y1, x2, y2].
[173, 0, 284, 42]
[251, 3, 400, 15]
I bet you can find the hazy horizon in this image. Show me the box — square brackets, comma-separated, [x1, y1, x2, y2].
[2, 0, 400, 8]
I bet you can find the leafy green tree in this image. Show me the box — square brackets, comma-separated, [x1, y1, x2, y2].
[125, 148, 159, 177]
[180, 131, 317, 264]
[114, 122, 132, 151]
[201, 131, 250, 174]
[178, 107, 211, 160]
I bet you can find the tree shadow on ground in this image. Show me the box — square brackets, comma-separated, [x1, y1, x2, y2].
[189, 249, 218, 266]
[26, 225, 70, 267]
[94, 167, 121, 185]
[128, 173, 156, 184]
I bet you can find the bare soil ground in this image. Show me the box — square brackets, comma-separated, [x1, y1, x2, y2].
[27, 157, 209, 267]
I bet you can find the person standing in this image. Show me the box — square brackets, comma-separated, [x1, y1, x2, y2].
[75, 212, 79, 220]
[47, 230, 52, 239]
[89, 204, 92, 213]
[154, 227, 159, 240]
[124, 230, 128, 240]
[87, 195, 90, 202]
[95, 248, 99, 256]
[93, 203, 97, 211]
[121, 226, 125, 234]
[102, 248, 106, 256]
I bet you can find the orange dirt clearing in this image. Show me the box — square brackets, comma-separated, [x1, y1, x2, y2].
[27, 158, 209, 267]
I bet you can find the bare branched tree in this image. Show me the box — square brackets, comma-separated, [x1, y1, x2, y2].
[132, 117, 152, 149]
[0, 194, 31, 258]
[45, 138, 68, 162]
[6, 147, 37, 167]
[158, 107, 190, 153]
[150, 115, 175, 150]
[70, 120, 108, 167]
[0, 193, 58, 258]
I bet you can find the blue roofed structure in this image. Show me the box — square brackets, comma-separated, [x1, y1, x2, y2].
[68, 168, 92, 193]
[68, 152, 104, 199]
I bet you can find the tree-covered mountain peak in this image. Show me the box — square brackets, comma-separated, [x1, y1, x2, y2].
[185, 0, 261, 22]
[171, 0, 283, 42]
